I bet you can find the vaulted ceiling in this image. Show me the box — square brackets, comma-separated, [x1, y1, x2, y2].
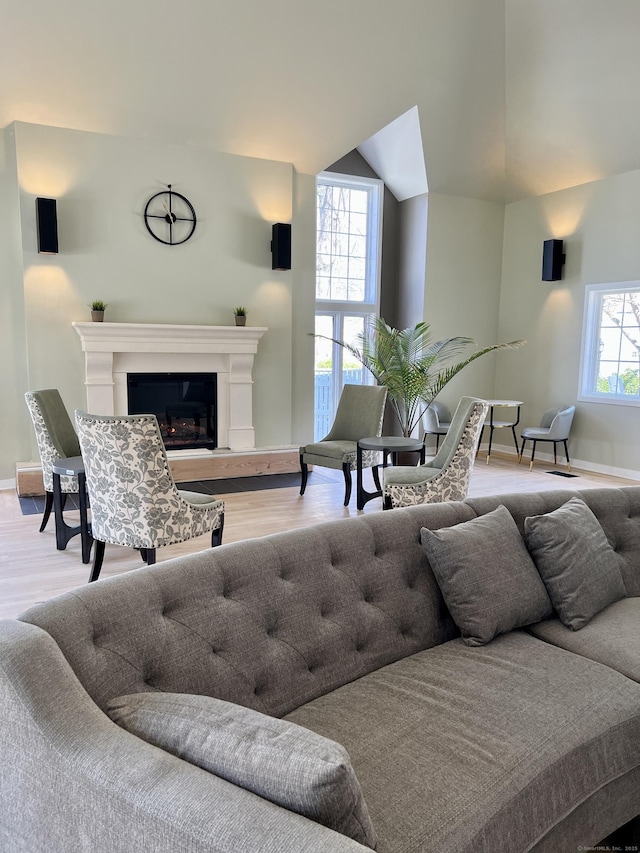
[1, 0, 639, 203]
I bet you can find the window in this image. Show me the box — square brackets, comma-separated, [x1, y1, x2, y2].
[314, 173, 383, 439]
[579, 282, 640, 405]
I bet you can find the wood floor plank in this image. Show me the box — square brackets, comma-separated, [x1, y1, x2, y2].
[1, 456, 637, 620]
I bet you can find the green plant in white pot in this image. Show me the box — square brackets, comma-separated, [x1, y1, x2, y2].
[233, 306, 247, 326]
[314, 316, 525, 437]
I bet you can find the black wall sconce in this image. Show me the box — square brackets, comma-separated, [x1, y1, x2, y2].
[541, 238, 565, 281]
[271, 223, 291, 270]
[36, 197, 59, 254]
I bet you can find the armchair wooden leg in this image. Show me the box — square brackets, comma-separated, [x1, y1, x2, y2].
[529, 440, 537, 471]
[300, 456, 309, 495]
[140, 548, 157, 565]
[211, 513, 225, 547]
[39, 491, 54, 532]
[89, 541, 105, 583]
[342, 463, 352, 506]
[564, 440, 571, 471]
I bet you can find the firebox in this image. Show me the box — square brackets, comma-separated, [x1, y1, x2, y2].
[127, 373, 217, 451]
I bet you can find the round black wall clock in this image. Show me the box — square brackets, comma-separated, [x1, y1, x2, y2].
[143, 184, 197, 245]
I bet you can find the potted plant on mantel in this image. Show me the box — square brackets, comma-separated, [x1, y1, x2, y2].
[314, 316, 525, 439]
[233, 306, 247, 326]
[90, 300, 107, 322]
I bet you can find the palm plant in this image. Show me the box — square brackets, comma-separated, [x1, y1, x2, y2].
[315, 316, 524, 437]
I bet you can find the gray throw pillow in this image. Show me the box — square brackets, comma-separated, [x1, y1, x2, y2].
[524, 496, 626, 630]
[106, 692, 377, 849]
[421, 505, 553, 646]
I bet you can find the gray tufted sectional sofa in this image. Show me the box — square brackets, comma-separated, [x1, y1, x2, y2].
[2, 486, 640, 852]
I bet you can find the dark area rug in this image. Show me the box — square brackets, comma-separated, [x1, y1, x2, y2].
[545, 471, 579, 478]
[19, 470, 336, 516]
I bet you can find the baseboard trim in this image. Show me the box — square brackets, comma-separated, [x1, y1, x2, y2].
[485, 442, 640, 483]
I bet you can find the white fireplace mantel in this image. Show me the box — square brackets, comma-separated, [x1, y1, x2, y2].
[73, 322, 267, 451]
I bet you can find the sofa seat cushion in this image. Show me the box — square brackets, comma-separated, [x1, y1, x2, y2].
[301, 441, 357, 462]
[106, 691, 377, 849]
[284, 631, 640, 853]
[528, 597, 640, 683]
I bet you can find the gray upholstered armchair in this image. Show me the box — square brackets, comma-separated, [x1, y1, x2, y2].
[299, 384, 388, 506]
[75, 411, 225, 582]
[25, 389, 82, 533]
[519, 404, 576, 471]
[383, 396, 488, 509]
[422, 400, 452, 452]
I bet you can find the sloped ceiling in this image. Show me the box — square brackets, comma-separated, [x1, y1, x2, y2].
[357, 107, 429, 201]
[1, 0, 639, 203]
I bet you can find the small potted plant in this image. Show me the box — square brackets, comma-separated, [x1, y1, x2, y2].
[233, 306, 247, 326]
[90, 300, 107, 322]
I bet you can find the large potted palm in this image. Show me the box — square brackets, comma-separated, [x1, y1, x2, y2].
[315, 316, 524, 438]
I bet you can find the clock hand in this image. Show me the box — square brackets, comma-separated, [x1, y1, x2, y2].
[163, 199, 176, 223]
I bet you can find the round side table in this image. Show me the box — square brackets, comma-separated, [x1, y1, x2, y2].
[357, 436, 425, 510]
[52, 456, 93, 564]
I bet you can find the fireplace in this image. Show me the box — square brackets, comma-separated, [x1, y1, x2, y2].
[127, 372, 217, 451]
[72, 323, 267, 452]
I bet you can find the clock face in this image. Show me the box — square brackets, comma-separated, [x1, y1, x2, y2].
[143, 185, 197, 245]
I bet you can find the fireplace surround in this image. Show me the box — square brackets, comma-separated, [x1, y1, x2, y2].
[73, 323, 267, 451]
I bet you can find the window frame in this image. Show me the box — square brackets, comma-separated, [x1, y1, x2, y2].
[578, 280, 640, 407]
[316, 171, 383, 310]
[313, 172, 383, 438]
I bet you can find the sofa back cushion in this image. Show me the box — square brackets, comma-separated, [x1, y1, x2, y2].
[19, 487, 640, 716]
[467, 487, 640, 597]
[20, 501, 474, 715]
[421, 505, 553, 645]
[524, 496, 627, 629]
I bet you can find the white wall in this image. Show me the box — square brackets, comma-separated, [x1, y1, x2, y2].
[423, 193, 506, 411]
[497, 170, 640, 476]
[396, 194, 428, 329]
[0, 127, 30, 486]
[2, 121, 299, 480]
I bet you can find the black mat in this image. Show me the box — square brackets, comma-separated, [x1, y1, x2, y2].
[19, 470, 337, 516]
[178, 471, 336, 496]
[546, 470, 579, 478]
[19, 494, 81, 516]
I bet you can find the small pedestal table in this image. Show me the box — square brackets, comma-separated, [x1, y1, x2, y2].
[357, 436, 425, 511]
[52, 456, 93, 564]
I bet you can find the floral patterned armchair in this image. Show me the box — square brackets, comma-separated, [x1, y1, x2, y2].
[75, 411, 224, 582]
[25, 389, 82, 533]
[383, 397, 488, 509]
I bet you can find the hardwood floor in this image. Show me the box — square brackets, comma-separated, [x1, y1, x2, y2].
[1, 454, 637, 620]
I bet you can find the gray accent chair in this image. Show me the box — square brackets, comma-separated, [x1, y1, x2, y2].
[75, 410, 225, 583]
[423, 400, 452, 451]
[299, 384, 388, 506]
[25, 389, 82, 534]
[519, 404, 576, 471]
[383, 396, 488, 508]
